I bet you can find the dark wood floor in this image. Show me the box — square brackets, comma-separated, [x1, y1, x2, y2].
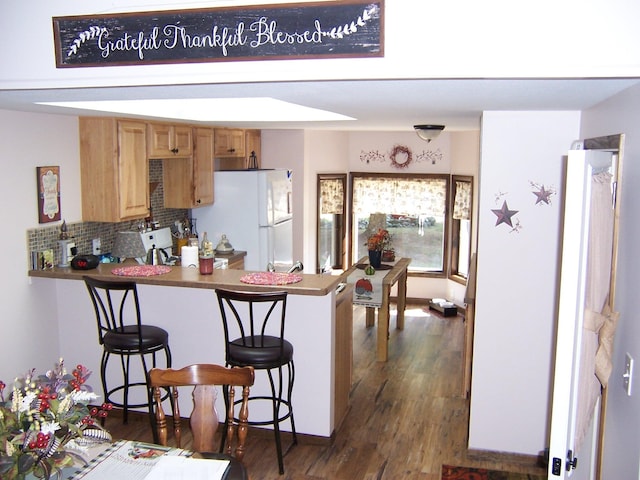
[103, 304, 547, 479]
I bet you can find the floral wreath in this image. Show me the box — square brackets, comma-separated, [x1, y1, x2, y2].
[389, 145, 412, 168]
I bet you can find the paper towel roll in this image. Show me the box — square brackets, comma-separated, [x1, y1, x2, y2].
[181, 246, 199, 268]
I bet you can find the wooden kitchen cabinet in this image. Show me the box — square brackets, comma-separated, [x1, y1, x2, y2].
[334, 284, 353, 428]
[245, 129, 261, 169]
[163, 127, 214, 208]
[79, 117, 149, 222]
[148, 122, 193, 158]
[214, 128, 245, 158]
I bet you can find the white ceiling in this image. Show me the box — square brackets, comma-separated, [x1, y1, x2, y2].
[1, 77, 638, 132]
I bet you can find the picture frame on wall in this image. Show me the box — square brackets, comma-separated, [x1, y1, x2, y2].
[37, 165, 61, 223]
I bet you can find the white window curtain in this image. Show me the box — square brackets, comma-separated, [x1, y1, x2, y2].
[353, 177, 447, 216]
[574, 170, 619, 452]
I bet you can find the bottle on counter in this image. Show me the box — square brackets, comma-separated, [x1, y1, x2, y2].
[199, 231, 214, 275]
[201, 232, 214, 257]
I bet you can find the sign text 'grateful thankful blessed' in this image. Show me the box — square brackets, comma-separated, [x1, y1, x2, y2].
[52, 1, 384, 68]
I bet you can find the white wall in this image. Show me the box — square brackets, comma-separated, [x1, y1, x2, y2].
[0, 110, 80, 381]
[303, 130, 349, 272]
[580, 83, 640, 478]
[2, 0, 640, 91]
[469, 111, 581, 454]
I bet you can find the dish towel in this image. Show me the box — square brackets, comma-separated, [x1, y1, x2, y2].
[347, 270, 384, 308]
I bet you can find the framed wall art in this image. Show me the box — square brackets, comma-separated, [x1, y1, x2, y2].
[37, 166, 61, 223]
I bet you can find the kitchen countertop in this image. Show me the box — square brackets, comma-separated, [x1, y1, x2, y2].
[28, 262, 341, 296]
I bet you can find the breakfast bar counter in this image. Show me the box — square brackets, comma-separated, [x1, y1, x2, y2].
[29, 265, 350, 439]
[29, 263, 341, 296]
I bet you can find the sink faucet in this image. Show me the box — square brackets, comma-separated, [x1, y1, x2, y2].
[287, 261, 304, 273]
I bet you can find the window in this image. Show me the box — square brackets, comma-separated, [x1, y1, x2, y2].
[449, 176, 473, 284]
[317, 174, 347, 273]
[350, 172, 450, 275]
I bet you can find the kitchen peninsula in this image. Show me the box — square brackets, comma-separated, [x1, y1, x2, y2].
[29, 265, 351, 439]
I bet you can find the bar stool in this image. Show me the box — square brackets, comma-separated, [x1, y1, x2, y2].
[215, 288, 297, 475]
[84, 276, 172, 434]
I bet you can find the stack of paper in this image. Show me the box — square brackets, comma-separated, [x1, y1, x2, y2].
[144, 456, 230, 480]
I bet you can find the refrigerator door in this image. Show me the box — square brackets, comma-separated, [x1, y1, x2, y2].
[259, 170, 292, 226]
[259, 219, 293, 271]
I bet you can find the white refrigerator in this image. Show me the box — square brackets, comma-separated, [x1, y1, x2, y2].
[195, 169, 293, 271]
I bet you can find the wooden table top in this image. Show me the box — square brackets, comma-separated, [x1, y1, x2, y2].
[341, 257, 411, 285]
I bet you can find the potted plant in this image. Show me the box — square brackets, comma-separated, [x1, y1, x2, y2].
[0, 360, 112, 479]
[366, 229, 391, 268]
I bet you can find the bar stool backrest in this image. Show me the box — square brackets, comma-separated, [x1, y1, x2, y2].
[84, 276, 143, 346]
[215, 289, 288, 360]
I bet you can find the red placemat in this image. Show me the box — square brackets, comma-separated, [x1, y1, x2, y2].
[240, 272, 303, 285]
[112, 265, 172, 277]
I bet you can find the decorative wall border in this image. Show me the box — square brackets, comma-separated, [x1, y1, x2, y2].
[53, 1, 383, 68]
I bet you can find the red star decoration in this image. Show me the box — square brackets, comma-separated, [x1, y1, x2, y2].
[533, 185, 553, 205]
[492, 201, 518, 227]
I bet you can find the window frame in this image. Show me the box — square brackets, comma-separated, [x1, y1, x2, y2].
[348, 172, 450, 277]
[448, 175, 474, 285]
[316, 173, 348, 273]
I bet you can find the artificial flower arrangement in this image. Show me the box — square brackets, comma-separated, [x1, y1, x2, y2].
[366, 228, 395, 267]
[0, 360, 113, 480]
[366, 228, 391, 252]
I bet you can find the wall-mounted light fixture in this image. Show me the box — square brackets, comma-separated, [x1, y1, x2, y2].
[414, 124, 445, 142]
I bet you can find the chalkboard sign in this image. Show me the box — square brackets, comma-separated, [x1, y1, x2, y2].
[53, 1, 383, 68]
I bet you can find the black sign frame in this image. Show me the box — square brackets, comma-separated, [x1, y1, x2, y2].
[52, 0, 384, 68]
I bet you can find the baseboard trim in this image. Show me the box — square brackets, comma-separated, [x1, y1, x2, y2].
[466, 448, 546, 470]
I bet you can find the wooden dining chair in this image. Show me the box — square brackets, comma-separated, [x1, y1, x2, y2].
[148, 364, 255, 463]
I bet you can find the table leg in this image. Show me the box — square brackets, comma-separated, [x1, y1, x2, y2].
[365, 307, 375, 327]
[396, 270, 407, 330]
[377, 285, 390, 361]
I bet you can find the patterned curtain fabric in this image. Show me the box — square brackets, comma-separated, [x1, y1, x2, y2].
[453, 180, 471, 220]
[320, 178, 344, 214]
[353, 177, 447, 216]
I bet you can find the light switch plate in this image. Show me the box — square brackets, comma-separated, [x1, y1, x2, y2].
[623, 352, 634, 396]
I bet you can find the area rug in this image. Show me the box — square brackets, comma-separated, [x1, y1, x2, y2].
[441, 464, 546, 480]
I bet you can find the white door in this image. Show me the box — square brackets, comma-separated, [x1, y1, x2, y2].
[547, 149, 617, 479]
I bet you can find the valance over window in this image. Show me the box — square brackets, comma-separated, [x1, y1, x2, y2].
[353, 177, 447, 216]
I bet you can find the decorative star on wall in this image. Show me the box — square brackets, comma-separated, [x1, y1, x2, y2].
[530, 182, 556, 205]
[492, 201, 519, 227]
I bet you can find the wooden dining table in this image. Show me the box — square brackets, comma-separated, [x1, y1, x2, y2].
[343, 257, 411, 361]
[29, 440, 245, 480]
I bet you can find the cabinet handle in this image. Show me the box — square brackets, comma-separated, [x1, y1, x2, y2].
[228, 148, 235, 153]
[171, 148, 179, 154]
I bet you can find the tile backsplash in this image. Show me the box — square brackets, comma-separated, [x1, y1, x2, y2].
[27, 160, 189, 269]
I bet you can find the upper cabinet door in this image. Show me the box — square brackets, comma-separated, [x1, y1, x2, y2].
[214, 128, 245, 158]
[193, 127, 214, 206]
[148, 123, 193, 158]
[79, 117, 149, 222]
[118, 120, 150, 219]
